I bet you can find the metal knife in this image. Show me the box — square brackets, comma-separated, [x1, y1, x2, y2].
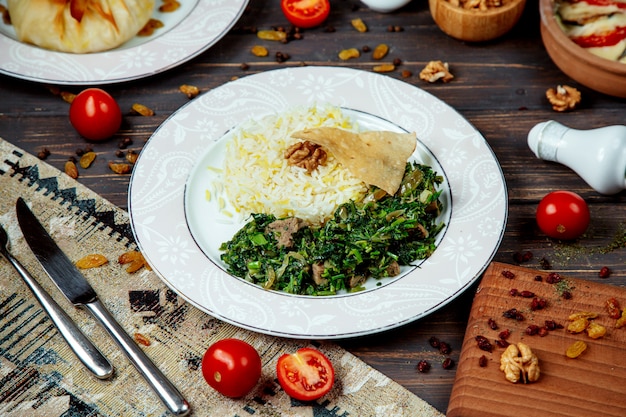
[16, 198, 190, 417]
[0, 223, 114, 380]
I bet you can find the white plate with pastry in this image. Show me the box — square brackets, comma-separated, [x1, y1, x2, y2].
[0, 0, 248, 85]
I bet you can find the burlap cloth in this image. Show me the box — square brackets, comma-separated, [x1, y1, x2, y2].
[0, 138, 445, 417]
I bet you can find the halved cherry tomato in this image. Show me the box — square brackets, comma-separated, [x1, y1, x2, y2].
[536, 190, 590, 240]
[69, 88, 122, 141]
[281, 0, 331, 29]
[201, 338, 262, 398]
[276, 347, 334, 401]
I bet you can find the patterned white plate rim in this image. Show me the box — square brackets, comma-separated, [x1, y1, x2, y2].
[128, 66, 508, 339]
[0, 0, 248, 85]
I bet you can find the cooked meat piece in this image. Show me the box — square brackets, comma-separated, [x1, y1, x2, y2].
[266, 217, 305, 248]
[386, 261, 401, 277]
[312, 262, 328, 286]
[349, 274, 367, 288]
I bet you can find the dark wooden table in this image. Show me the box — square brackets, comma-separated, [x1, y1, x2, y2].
[2, 0, 626, 413]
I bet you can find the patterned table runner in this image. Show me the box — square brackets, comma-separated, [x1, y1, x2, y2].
[0, 138, 444, 417]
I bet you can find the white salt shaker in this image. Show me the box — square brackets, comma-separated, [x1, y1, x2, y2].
[527, 120, 626, 195]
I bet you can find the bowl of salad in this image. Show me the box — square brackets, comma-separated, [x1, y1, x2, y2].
[540, 0, 626, 98]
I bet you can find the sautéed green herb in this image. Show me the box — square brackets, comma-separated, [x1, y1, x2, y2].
[219, 162, 445, 296]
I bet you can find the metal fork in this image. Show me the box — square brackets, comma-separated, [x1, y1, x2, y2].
[0, 222, 114, 379]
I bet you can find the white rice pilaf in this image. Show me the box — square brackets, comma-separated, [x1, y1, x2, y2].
[222, 106, 368, 224]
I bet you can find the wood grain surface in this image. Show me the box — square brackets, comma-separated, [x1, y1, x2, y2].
[448, 262, 626, 417]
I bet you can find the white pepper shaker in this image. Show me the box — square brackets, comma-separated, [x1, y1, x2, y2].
[527, 120, 626, 195]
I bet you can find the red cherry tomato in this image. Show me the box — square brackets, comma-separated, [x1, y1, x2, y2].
[201, 338, 262, 398]
[69, 88, 122, 141]
[536, 191, 590, 240]
[276, 347, 334, 401]
[280, 0, 331, 28]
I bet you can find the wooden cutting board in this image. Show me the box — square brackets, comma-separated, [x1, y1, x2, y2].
[448, 262, 626, 417]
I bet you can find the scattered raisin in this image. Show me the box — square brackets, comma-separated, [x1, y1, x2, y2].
[498, 329, 511, 339]
[64, 160, 79, 179]
[442, 358, 455, 369]
[416, 360, 431, 373]
[488, 318, 499, 330]
[37, 148, 51, 160]
[599, 266, 611, 278]
[606, 297, 622, 319]
[525, 325, 540, 336]
[519, 290, 535, 298]
[478, 355, 488, 367]
[439, 341, 452, 355]
[240, 63, 250, 70]
[475, 335, 493, 352]
[530, 297, 548, 311]
[546, 272, 561, 284]
[562, 291, 573, 300]
[544, 320, 563, 330]
[495, 339, 510, 348]
[428, 337, 440, 349]
[503, 308, 524, 321]
[501, 270, 515, 279]
[75, 254, 109, 269]
[133, 332, 151, 346]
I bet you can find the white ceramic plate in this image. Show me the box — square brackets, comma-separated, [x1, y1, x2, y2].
[129, 66, 508, 339]
[0, 0, 248, 85]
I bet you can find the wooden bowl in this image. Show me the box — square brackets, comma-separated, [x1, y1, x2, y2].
[429, 0, 526, 42]
[539, 0, 626, 98]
